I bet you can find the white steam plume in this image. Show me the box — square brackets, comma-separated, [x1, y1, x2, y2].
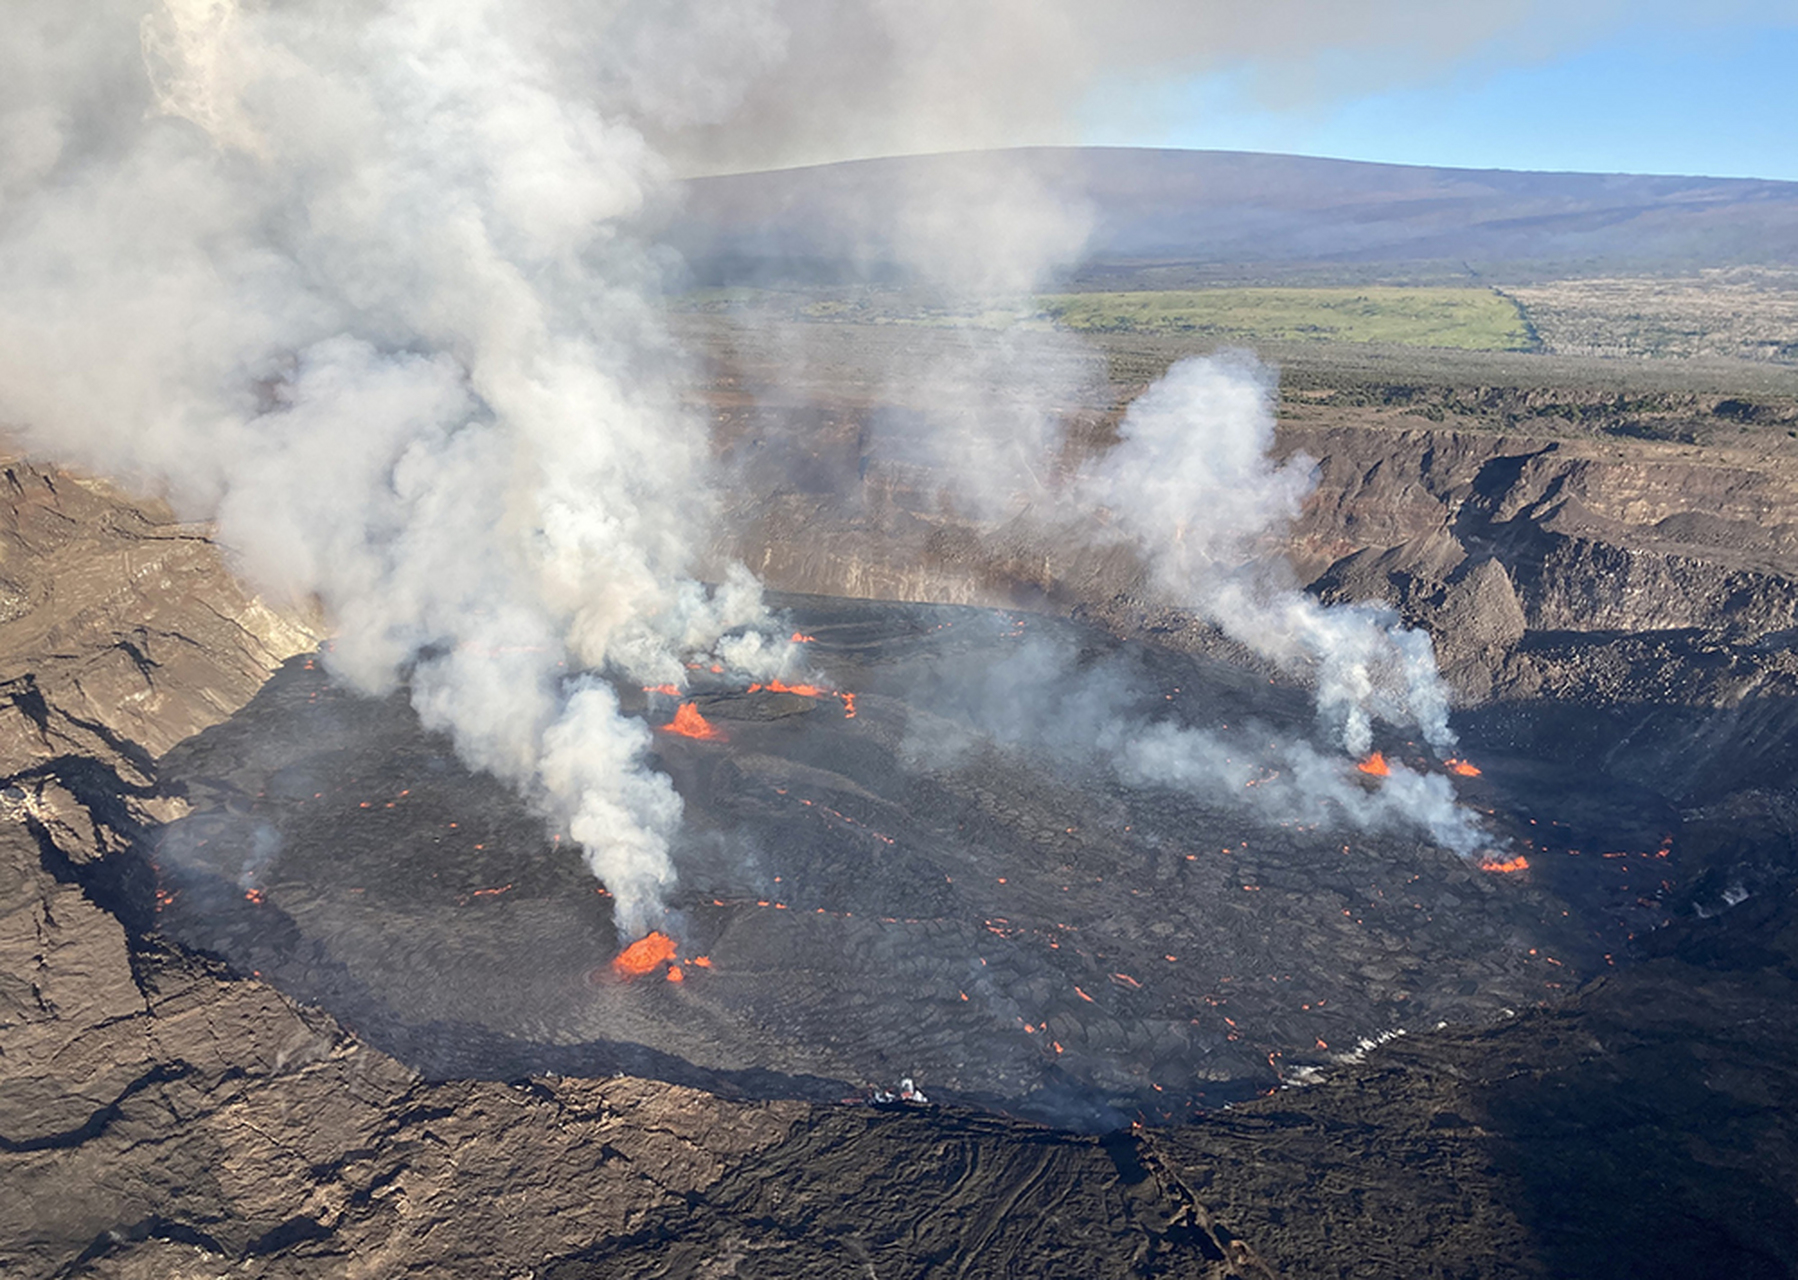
[892, 351, 1487, 856]
[906, 629, 1486, 860]
[0, 0, 1600, 930]
[0, 0, 794, 939]
[1108, 721, 1484, 857]
[1081, 353, 1455, 757]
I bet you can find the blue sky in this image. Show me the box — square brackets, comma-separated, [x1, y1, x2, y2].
[1085, 19, 1798, 181]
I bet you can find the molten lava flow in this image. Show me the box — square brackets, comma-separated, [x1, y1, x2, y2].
[751, 678, 825, 697]
[740, 675, 858, 718]
[790, 631, 816, 643]
[665, 964, 684, 983]
[662, 702, 725, 741]
[1356, 751, 1391, 778]
[643, 683, 682, 696]
[1446, 758, 1482, 777]
[612, 931, 679, 977]
[1480, 855, 1530, 874]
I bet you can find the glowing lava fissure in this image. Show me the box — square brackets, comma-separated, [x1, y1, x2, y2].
[748, 678, 825, 697]
[662, 702, 726, 741]
[748, 678, 858, 719]
[612, 930, 677, 975]
[610, 932, 715, 983]
[1480, 855, 1531, 874]
[645, 674, 858, 722]
[1356, 751, 1479, 779]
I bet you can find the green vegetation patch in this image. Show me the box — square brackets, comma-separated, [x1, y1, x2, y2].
[1038, 287, 1537, 351]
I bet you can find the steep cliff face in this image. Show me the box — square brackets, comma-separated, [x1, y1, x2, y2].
[0, 462, 319, 783]
[710, 370, 1798, 707]
[693, 317, 1798, 687]
[1291, 423, 1798, 634]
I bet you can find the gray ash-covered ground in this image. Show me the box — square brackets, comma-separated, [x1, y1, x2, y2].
[146, 595, 1677, 1129]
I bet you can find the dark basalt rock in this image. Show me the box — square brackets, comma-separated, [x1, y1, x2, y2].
[692, 688, 820, 720]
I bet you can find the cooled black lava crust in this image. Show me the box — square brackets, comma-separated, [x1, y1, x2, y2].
[147, 596, 1673, 1128]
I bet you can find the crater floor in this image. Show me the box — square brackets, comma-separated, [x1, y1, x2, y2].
[149, 596, 1672, 1128]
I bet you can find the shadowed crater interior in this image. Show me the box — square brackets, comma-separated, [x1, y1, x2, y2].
[144, 595, 1683, 1129]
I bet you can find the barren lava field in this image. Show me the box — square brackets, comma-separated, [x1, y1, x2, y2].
[147, 595, 1683, 1129]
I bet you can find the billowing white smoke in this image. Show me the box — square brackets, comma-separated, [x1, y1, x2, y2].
[1056, 352, 1485, 853]
[899, 349, 1486, 855]
[0, 0, 793, 938]
[1082, 353, 1454, 758]
[0, 0, 1589, 928]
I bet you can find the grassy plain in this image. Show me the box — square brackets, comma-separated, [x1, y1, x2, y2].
[1037, 286, 1537, 351]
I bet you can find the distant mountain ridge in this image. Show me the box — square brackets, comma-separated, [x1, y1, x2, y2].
[665, 147, 1798, 285]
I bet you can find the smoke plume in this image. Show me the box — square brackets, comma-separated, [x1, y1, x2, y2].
[903, 624, 1484, 861]
[0, 0, 1585, 932]
[1080, 353, 1455, 758]
[0, 0, 796, 938]
[997, 352, 1483, 854]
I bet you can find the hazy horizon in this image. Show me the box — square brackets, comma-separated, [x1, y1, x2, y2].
[683, 140, 1798, 186]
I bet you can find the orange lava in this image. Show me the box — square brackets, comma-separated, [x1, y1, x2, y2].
[751, 678, 825, 697]
[643, 683, 682, 696]
[790, 631, 816, 643]
[690, 956, 713, 968]
[662, 702, 725, 741]
[666, 965, 685, 983]
[1356, 751, 1391, 778]
[1446, 758, 1482, 777]
[612, 931, 679, 977]
[1480, 855, 1531, 874]
[243, 888, 264, 905]
[740, 676, 858, 719]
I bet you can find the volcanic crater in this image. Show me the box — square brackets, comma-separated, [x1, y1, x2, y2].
[145, 593, 1677, 1129]
[10, 330, 1798, 1274]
